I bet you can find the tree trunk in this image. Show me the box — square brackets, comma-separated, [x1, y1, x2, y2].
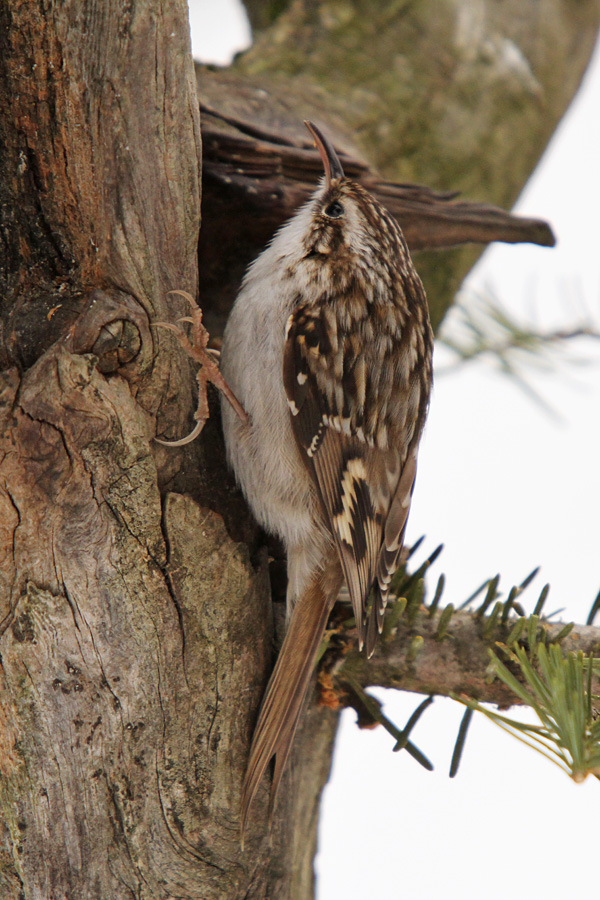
[0, 1, 598, 898]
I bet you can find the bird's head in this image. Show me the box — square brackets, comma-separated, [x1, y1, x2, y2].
[246, 121, 417, 307]
[297, 121, 410, 298]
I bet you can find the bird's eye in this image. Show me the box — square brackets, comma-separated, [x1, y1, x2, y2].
[323, 200, 344, 218]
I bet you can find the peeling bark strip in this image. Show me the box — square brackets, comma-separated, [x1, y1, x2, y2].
[200, 98, 555, 250]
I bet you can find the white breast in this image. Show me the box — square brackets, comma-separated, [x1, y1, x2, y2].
[220, 224, 319, 548]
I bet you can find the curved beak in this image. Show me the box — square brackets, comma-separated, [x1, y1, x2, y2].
[304, 121, 345, 188]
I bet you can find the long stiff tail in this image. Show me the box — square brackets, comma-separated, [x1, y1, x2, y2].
[241, 581, 334, 837]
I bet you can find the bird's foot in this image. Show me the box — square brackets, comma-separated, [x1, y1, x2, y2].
[153, 290, 249, 446]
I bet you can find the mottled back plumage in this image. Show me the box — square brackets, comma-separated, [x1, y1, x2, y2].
[282, 176, 432, 650]
[220, 122, 433, 837]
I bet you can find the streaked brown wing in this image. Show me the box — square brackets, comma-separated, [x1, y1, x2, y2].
[366, 442, 419, 655]
[283, 304, 412, 648]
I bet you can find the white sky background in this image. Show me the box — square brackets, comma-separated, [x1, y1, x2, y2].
[189, 4, 600, 898]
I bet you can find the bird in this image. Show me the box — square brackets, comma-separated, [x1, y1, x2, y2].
[219, 121, 434, 836]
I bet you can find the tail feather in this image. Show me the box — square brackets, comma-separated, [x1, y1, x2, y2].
[366, 583, 388, 658]
[241, 582, 334, 838]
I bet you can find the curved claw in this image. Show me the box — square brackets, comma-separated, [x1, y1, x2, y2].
[167, 289, 197, 309]
[155, 419, 205, 447]
[153, 290, 249, 448]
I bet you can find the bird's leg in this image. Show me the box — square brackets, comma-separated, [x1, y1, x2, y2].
[153, 290, 250, 447]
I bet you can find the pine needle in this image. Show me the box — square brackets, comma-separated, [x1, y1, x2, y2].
[452, 639, 600, 783]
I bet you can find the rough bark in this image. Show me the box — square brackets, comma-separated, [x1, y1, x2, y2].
[0, 1, 599, 899]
